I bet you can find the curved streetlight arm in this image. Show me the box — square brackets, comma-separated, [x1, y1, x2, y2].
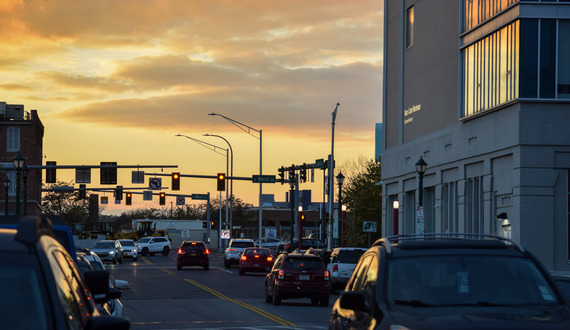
[175, 134, 227, 157]
[208, 113, 260, 139]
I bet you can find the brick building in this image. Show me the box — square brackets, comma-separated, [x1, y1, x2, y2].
[0, 102, 44, 215]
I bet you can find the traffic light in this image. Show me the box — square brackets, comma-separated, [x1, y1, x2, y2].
[159, 192, 166, 205]
[114, 185, 123, 200]
[171, 172, 180, 190]
[125, 192, 132, 205]
[78, 184, 86, 199]
[217, 173, 225, 191]
[278, 166, 285, 184]
[211, 221, 215, 228]
[100, 162, 117, 184]
[289, 165, 295, 181]
[300, 163, 307, 183]
[300, 212, 305, 221]
[46, 161, 57, 183]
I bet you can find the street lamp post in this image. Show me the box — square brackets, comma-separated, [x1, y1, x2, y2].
[13, 151, 25, 216]
[208, 113, 263, 243]
[4, 177, 11, 215]
[415, 156, 428, 234]
[328, 103, 340, 249]
[336, 171, 345, 248]
[22, 165, 29, 215]
[175, 134, 228, 250]
[204, 134, 233, 239]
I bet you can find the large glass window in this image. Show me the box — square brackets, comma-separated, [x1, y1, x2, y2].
[6, 127, 19, 152]
[404, 191, 416, 235]
[442, 182, 458, 233]
[465, 177, 484, 233]
[464, 0, 519, 32]
[463, 21, 519, 117]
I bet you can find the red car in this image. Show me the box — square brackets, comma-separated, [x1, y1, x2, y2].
[239, 247, 274, 275]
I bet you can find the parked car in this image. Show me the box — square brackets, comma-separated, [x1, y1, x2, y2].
[224, 238, 255, 268]
[329, 233, 570, 329]
[265, 251, 330, 306]
[118, 239, 138, 261]
[327, 247, 366, 293]
[76, 254, 124, 318]
[177, 240, 209, 270]
[136, 236, 171, 256]
[92, 239, 124, 264]
[239, 247, 274, 275]
[0, 216, 129, 329]
[551, 273, 570, 302]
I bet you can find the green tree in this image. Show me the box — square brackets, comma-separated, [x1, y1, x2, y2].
[339, 157, 382, 247]
[41, 180, 91, 229]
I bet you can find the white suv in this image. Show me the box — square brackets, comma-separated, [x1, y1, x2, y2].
[327, 247, 366, 293]
[136, 236, 171, 256]
[224, 238, 255, 268]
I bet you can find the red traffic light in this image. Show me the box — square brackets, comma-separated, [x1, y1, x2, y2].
[159, 192, 166, 205]
[172, 172, 180, 190]
[217, 173, 226, 191]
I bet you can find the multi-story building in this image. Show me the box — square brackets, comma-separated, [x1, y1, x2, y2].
[0, 102, 44, 215]
[381, 0, 570, 272]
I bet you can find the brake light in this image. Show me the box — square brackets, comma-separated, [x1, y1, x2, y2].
[191, 242, 197, 245]
[267, 256, 273, 262]
[333, 264, 338, 272]
[241, 255, 247, 261]
[228, 248, 237, 251]
[278, 269, 285, 280]
[205, 249, 210, 255]
[178, 248, 183, 254]
[324, 270, 329, 279]
[254, 255, 259, 258]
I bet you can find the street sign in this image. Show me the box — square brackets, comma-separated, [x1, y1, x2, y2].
[101, 196, 108, 204]
[252, 175, 276, 183]
[143, 191, 153, 201]
[315, 158, 325, 169]
[149, 177, 162, 190]
[363, 221, 377, 233]
[221, 230, 230, 239]
[76, 167, 91, 184]
[132, 171, 145, 184]
[191, 194, 209, 200]
[176, 195, 185, 205]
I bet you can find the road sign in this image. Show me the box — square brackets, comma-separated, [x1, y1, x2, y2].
[363, 221, 377, 233]
[221, 230, 230, 239]
[101, 196, 108, 204]
[176, 195, 185, 205]
[132, 171, 145, 184]
[191, 194, 209, 200]
[143, 191, 153, 201]
[149, 177, 162, 190]
[315, 158, 325, 169]
[252, 175, 276, 183]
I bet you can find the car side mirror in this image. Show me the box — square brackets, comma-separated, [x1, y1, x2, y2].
[339, 291, 369, 312]
[84, 270, 122, 304]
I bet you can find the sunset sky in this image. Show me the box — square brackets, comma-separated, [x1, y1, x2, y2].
[1, 0, 383, 215]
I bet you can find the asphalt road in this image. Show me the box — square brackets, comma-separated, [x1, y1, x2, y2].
[107, 251, 334, 329]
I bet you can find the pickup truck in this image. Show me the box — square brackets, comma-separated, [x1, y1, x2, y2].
[136, 236, 171, 256]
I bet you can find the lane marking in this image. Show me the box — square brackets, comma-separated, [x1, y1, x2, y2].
[141, 256, 152, 264]
[184, 278, 295, 327]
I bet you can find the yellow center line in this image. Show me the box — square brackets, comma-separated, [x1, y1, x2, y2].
[184, 278, 295, 327]
[141, 256, 152, 264]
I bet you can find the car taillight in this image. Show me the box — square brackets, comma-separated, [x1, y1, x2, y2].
[178, 248, 183, 254]
[241, 255, 247, 261]
[205, 249, 210, 255]
[278, 269, 285, 280]
[267, 256, 273, 262]
[324, 270, 329, 279]
[228, 248, 236, 251]
[254, 255, 260, 258]
[333, 264, 338, 272]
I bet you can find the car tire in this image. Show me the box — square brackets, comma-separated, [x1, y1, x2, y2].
[265, 285, 272, 303]
[272, 287, 281, 305]
[239, 269, 244, 275]
[224, 260, 230, 268]
[149, 252, 155, 256]
[133, 257, 138, 261]
[141, 248, 149, 256]
[320, 295, 329, 307]
[162, 247, 170, 256]
[204, 264, 209, 270]
[177, 264, 182, 270]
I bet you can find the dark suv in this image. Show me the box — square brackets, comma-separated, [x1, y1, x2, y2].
[177, 240, 209, 270]
[265, 251, 330, 306]
[329, 234, 570, 329]
[0, 216, 129, 329]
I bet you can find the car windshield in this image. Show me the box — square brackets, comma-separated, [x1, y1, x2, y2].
[337, 249, 365, 263]
[386, 255, 560, 307]
[245, 249, 270, 256]
[283, 257, 324, 271]
[0, 254, 49, 329]
[137, 238, 151, 243]
[231, 241, 254, 248]
[94, 242, 114, 249]
[182, 243, 205, 252]
[120, 240, 134, 246]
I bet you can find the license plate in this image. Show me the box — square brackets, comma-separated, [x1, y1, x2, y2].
[300, 274, 310, 280]
[253, 264, 260, 267]
[190, 253, 197, 256]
